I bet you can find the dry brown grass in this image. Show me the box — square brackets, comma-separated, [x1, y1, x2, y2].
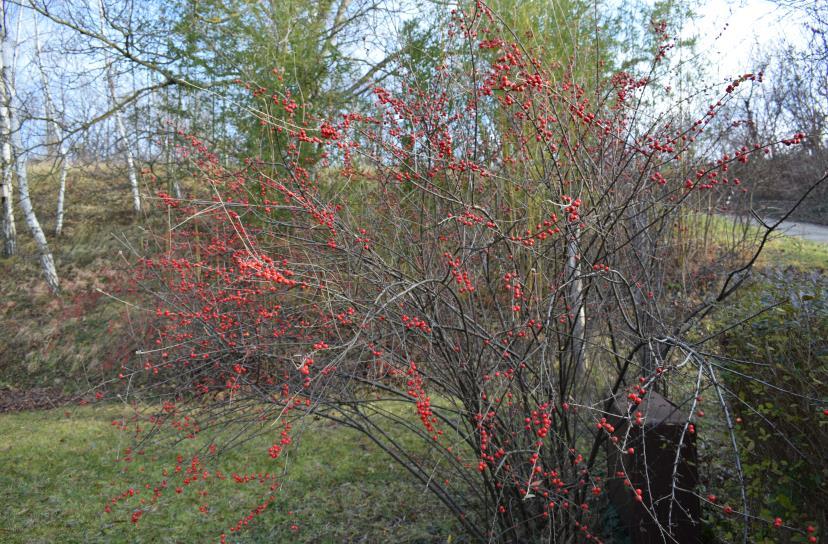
[0, 162, 160, 391]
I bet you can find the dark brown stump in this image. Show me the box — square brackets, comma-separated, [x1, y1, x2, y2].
[606, 392, 701, 543]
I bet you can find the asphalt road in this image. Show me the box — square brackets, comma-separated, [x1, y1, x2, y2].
[767, 218, 828, 244]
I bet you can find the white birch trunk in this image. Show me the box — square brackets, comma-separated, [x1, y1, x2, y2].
[33, 22, 69, 236]
[155, 89, 181, 199]
[0, 8, 14, 256]
[55, 152, 67, 235]
[0, 13, 59, 292]
[170, 88, 182, 198]
[165, 131, 182, 199]
[566, 225, 585, 378]
[112, 94, 140, 212]
[1, 145, 14, 256]
[0, 90, 14, 257]
[97, 0, 140, 213]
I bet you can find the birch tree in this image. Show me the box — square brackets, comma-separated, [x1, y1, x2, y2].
[0, 5, 59, 292]
[33, 20, 69, 236]
[96, 0, 140, 213]
[0, 46, 13, 257]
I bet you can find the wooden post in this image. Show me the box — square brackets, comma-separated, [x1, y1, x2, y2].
[606, 392, 701, 543]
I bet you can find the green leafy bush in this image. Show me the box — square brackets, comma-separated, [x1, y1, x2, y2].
[717, 270, 827, 541]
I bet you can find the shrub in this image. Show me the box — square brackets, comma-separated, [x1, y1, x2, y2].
[715, 271, 827, 542]
[109, 4, 822, 542]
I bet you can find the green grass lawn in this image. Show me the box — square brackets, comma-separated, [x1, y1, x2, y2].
[680, 212, 828, 270]
[758, 231, 828, 270]
[0, 404, 460, 543]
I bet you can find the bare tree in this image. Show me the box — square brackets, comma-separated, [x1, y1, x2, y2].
[33, 19, 69, 235]
[96, 0, 140, 213]
[0, 33, 13, 257]
[0, 3, 58, 292]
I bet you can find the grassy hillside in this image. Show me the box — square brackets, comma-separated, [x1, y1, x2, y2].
[0, 165, 465, 542]
[0, 163, 154, 395]
[2, 166, 826, 397]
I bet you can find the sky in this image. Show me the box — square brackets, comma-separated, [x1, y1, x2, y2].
[688, 0, 810, 80]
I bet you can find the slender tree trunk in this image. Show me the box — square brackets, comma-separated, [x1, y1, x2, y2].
[112, 95, 140, 212]
[0, 11, 59, 292]
[13, 143, 59, 293]
[167, 132, 181, 199]
[0, 98, 14, 257]
[0, 8, 14, 256]
[33, 21, 70, 236]
[630, 207, 658, 378]
[157, 88, 181, 199]
[97, 0, 140, 213]
[55, 158, 67, 235]
[566, 225, 585, 379]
